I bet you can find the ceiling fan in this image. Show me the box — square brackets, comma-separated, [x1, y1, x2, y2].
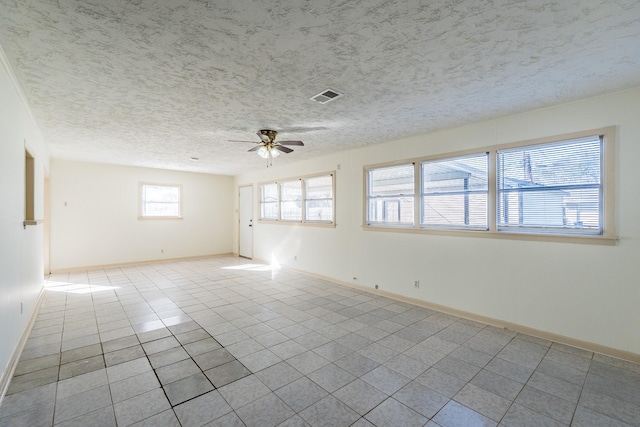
[232, 130, 304, 167]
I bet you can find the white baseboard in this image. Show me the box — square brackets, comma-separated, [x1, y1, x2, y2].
[0, 288, 46, 406]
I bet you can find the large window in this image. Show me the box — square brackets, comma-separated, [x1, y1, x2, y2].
[367, 164, 414, 225]
[259, 172, 335, 224]
[421, 153, 488, 230]
[497, 136, 602, 234]
[364, 127, 615, 243]
[139, 183, 182, 219]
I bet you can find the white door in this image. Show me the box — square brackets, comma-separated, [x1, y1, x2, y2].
[239, 185, 253, 259]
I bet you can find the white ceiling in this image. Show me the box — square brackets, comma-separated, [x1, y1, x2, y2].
[1, 0, 639, 175]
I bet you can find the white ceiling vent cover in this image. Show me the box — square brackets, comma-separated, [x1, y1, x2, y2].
[310, 89, 342, 104]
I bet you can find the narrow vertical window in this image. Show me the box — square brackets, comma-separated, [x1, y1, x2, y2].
[139, 183, 182, 218]
[259, 183, 278, 220]
[280, 180, 302, 221]
[304, 175, 334, 223]
[25, 149, 35, 221]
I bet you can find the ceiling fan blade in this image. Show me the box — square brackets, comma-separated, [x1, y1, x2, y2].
[247, 145, 263, 152]
[275, 145, 294, 153]
[278, 140, 304, 146]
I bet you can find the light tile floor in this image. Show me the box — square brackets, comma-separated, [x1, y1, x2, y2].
[1, 257, 639, 427]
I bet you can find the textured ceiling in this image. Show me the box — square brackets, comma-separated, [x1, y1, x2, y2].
[1, 0, 639, 175]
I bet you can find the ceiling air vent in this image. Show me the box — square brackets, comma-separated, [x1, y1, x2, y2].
[310, 89, 342, 104]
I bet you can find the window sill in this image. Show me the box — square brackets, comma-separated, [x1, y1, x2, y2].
[138, 216, 183, 220]
[362, 225, 618, 246]
[259, 219, 336, 228]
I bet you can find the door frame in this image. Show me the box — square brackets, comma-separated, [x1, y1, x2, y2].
[238, 184, 254, 259]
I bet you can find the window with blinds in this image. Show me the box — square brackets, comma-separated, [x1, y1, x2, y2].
[367, 164, 414, 225]
[421, 153, 488, 230]
[363, 127, 614, 243]
[497, 136, 602, 234]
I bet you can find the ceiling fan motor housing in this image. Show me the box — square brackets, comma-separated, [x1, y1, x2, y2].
[258, 129, 278, 142]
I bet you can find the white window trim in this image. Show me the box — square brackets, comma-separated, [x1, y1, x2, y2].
[258, 171, 336, 227]
[363, 127, 617, 245]
[138, 182, 183, 220]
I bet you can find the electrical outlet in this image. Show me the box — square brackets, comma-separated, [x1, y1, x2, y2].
[294, 255, 297, 261]
[414, 280, 420, 289]
[161, 249, 164, 253]
[375, 284, 379, 289]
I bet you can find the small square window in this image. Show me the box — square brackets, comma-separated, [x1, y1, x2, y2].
[139, 183, 182, 219]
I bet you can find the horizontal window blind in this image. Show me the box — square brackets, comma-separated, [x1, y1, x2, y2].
[497, 136, 602, 234]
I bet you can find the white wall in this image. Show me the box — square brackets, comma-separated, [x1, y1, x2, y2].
[235, 86, 640, 356]
[0, 51, 49, 389]
[50, 160, 234, 271]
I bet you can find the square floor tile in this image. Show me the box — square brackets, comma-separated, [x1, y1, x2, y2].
[183, 337, 222, 356]
[54, 384, 112, 424]
[254, 361, 302, 390]
[333, 379, 388, 415]
[299, 395, 360, 427]
[104, 345, 145, 367]
[393, 381, 449, 418]
[362, 366, 411, 395]
[307, 363, 355, 393]
[110, 371, 160, 403]
[218, 375, 270, 409]
[113, 388, 171, 426]
[173, 391, 232, 426]
[432, 400, 497, 427]
[57, 369, 108, 400]
[204, 360, 251, 388]
[365, 397, 428, 427]
[155, 358, 200, 385]
[164, 372, 214, 406]
[236, 393, 295, 427]
[7, 366, 59, 394]
[193, 348, 236, 371]
[275, 377, 328, 412]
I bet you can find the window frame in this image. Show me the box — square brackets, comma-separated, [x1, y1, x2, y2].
[420, 152, 489, 231]
[138, 182, 183, 220]
[365, 162, 416, 227]
[363, 127, 616, 245]
[258, 171, 336, 226]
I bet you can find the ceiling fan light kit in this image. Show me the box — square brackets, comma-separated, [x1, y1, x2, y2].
[233, 129, 304, 167]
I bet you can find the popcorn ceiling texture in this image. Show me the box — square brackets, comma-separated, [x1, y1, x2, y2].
[0, 0, 639, 175]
